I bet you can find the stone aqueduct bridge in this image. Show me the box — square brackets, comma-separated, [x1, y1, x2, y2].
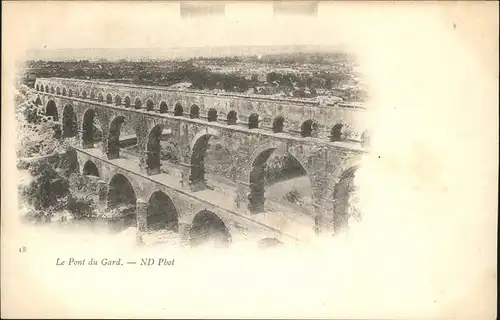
[34, 77, 368, 246]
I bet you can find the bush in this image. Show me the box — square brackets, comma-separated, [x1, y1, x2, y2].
[160, 140, 179, 162]
[16, 85, 99, 223]
[72, 174, 100, 193]
[21, 207, 53, 223]
[23, 103, 44, 124]
[19, 159, 98, 222]
[67, 194, 97, 220]
[21, 160, 71, 211]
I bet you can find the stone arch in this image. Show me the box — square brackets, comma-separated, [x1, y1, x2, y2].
[147, 191, 179, 232]
[36, 84, 40, 91]
[62, 87, 67, 96]
[68, 89, 73, 97]
[82, 160, 100, 177]
[114, 94, 122, 106]
[248, 113, 259, 129]
[330, 123, 343, 142]
[82, 109, 103, 148]
[98, 92, 104, 102]
[50, 86, 55, 94]
[106, 93, 113, 104]
[257, 238, 283, 249]
[124, 96, 131, 108]
[45, 85, 49, 93]
[301, 119, 318, 137]
[190, 104, 200, 119]
[81, 90, 88, 99]
[107, 173, 137, 230]
[107, 116, 127, 159]
[272, 116, 285, 133]
[160, 101, 168, 113]
[189, 128, 222, 188]
[146, 124, 165, 175]
[247, 141, 311, 213]
[227, 110, 237, 125]
[207, 108, 218, 122]
[134, 97, 142, 109]
[35, 97, 42, 106]
[45, 100, 58, 121]
[189, 126, 222, 153]
[333, 166, 359, 233]
[146, 99, 154, 111]
[56, 87, 61, 95]
[174, 103, 183, 116]
[62, 104, 78, 138]
[189, 210, 231, 248]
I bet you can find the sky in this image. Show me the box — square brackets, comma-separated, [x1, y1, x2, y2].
[3, 1, 462, 61]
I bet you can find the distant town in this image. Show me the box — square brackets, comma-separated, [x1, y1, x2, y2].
[20, 51, 368, 104]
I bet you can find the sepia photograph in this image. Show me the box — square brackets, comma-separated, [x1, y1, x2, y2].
[2, 1, 498, 319]
[19, 45, 367, 248]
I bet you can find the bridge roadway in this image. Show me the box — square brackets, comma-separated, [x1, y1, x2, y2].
[75, 146, 317, 244]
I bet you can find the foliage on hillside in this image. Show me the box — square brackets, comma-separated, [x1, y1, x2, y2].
[16, 85, 98, 223]
[16, 86, 79, 158]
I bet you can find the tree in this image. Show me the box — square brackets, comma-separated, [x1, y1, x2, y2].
[160, 139, 179, 162]
[20, 159, 71, 221]
[66, 194, 97, 220]
[16, 85, 97, 223]
[293, 88, 306, 98]
[266, 72, 281, 84]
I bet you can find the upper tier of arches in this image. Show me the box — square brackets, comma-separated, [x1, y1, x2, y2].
[35, 82, 368, 144]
